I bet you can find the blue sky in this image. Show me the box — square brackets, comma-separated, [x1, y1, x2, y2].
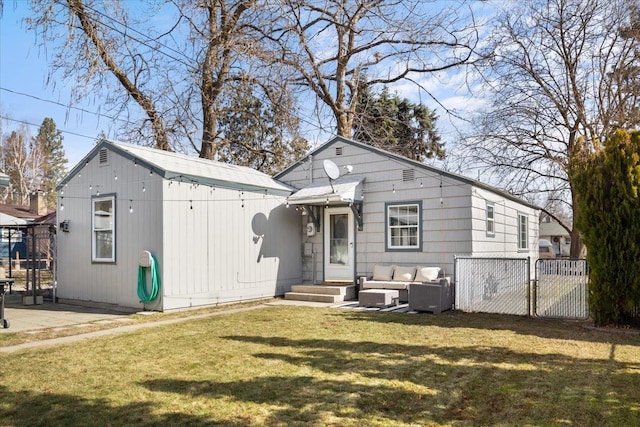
[0, 2, 490, 173]
[0, 3, 111, 167]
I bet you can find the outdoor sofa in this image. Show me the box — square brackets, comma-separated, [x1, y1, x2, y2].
[359, 264, 450, 303]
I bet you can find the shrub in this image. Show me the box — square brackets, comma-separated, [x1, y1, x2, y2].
[571, 130, 640, 326]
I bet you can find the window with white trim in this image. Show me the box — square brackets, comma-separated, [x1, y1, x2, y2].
[518, 213, 528, 250]
[92, 195, 115, 262]
[386, 201, 422, 251]
[486, 203, 495, 236]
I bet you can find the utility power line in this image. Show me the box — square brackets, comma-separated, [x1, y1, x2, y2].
[0, 115, 100, 142]
[0, 87, 137, 127]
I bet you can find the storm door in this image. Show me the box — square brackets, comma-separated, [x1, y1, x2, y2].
[324, 207, 354, 281]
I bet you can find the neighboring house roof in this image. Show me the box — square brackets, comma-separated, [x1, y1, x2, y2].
[58, 140, 294, 196]
[275, 136, 540, 210]
[540, 220, 569, 237]
[0, 212, 27, 226]
[0, 203, 53, 224]
[35, 210, 58, 226]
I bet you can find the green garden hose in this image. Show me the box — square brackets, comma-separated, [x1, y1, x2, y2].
[137, 253, 160, 303]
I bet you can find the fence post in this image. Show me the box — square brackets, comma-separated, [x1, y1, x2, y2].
[453, 255, 458, 310]
[526, 257, 531, 316]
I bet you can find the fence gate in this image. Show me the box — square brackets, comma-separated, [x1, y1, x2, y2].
[535, 259, 589, 320]
[454, 257, 531, 316]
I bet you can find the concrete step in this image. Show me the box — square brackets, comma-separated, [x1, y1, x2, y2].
[291, 285, 349, 295]
[284, 292, 343, 303]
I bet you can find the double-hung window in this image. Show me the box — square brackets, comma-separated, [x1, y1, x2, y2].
[486, 203, 495, 236]
[92, 195, 115, 262]
[518, 213, 528, 251]
[386, 201, 422, 251]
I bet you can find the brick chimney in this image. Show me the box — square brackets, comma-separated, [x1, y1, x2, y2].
[30, 191, 48, 216]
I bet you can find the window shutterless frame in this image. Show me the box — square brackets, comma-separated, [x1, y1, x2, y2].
[486, 202, 495, 237]
[92, 194, 116, 263]
[385, 201, 422, 252]
[517, 212, 528, 251]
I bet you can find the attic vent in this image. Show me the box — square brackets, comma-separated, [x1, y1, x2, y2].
[402, 169, 415, 181]
[335, 147, 343, 156]
[99, 148, 109, 165]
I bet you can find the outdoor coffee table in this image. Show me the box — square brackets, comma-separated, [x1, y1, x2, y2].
[358, 289, 400, 308]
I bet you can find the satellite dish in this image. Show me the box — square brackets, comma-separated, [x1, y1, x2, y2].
[323, 159, 341, 180]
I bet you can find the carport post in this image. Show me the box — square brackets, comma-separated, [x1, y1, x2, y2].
[31, 226, 37, 298]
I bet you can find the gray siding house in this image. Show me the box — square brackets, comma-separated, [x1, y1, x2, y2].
[56, 136, 538, 311]
[275, 136, 540, 284]
[56, 141, 302, 311]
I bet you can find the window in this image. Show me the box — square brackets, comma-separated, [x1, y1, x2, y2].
[486, 203, 495, 236]
[518, 213, 528, 251]
[92, 195, 115, 262]
[386, 201, 422, 251]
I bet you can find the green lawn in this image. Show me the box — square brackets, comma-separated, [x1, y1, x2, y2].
[1, 306, 639, 426]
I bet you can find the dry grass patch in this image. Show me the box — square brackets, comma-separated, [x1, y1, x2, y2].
[0, 307, 639, 426]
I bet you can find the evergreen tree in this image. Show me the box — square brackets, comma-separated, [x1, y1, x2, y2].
[217, 81, 308, 175]
[353, 86, 444, 162]
[35, 118, 67, 208]
[571, 129, 640, 326]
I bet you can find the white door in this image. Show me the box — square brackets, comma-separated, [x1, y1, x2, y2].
[324, 207, 354, 281]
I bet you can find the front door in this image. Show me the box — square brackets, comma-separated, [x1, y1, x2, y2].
[324, 207, 354, 281]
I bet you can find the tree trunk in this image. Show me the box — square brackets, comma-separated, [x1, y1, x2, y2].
[336, 112, 352, 138]
[66, 0, 170, 151]
[569, 180, 584, 258]
[569, 227, 583, 258]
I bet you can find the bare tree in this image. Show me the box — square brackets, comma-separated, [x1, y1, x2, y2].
[27, 0, 306, 169]
[463, 0, 640, 257]
[0, 124, 45, 205]
[264, 0, 480, 138]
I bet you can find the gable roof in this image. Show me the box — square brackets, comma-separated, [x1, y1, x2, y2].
[0, 203, 53, 223]
[58, 140, 294, 196]
[275, 136, 539, 210]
